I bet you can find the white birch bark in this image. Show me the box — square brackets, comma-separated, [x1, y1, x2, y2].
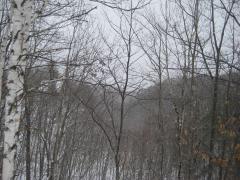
[2, 0, 32, 179]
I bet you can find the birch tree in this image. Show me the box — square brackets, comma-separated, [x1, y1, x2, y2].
[2, 0, 32, 179]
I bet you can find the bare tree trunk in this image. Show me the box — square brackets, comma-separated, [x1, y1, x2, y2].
[0, 42, 5, 103]
[0, 0, 8, 104]
[25, 95, 31, 180]
[102, 152, 109, 180]
[2, 0, 32, 179]
[207, 1, 231, 179]
[115, 156, 120, 180]
[0, 5, 9, 177]
[0, 37, 6, 180]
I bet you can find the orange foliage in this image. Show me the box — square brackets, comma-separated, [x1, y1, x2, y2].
[217, 116, 240, 138]
[194, 149, 229, 168]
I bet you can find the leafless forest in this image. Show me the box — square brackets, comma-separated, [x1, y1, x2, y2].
[0, 0, 240, 179]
